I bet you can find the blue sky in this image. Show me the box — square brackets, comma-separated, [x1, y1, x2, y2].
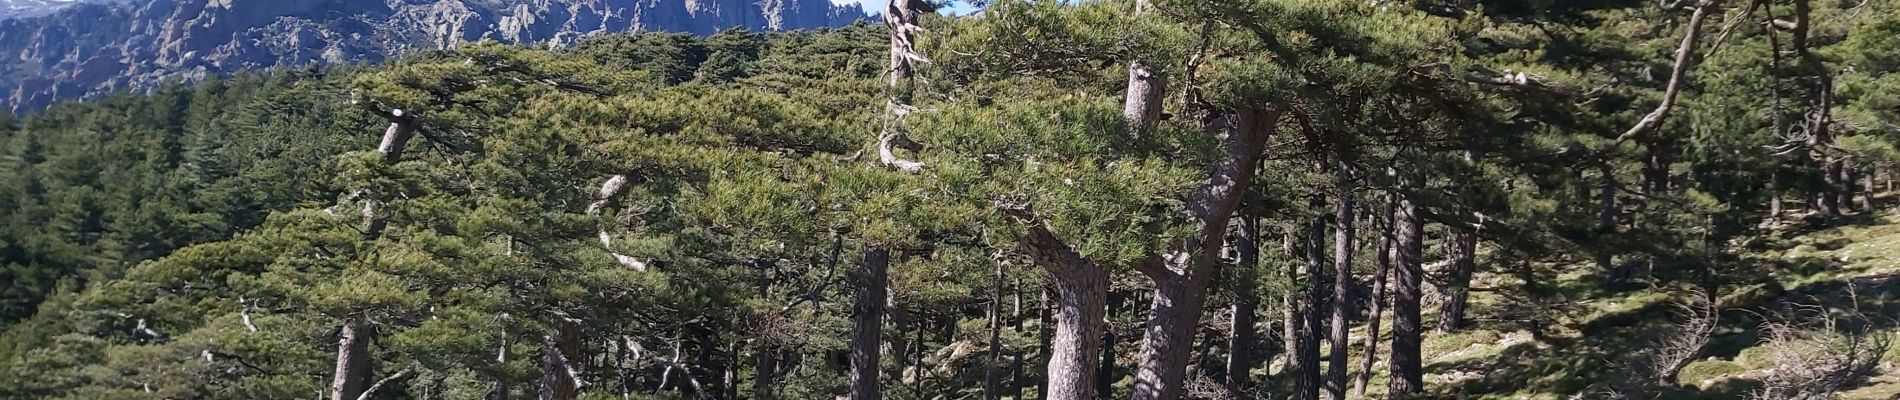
[831, 0, 981, 16]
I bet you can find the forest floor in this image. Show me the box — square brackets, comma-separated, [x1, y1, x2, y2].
[1311, 207, 1900, 400]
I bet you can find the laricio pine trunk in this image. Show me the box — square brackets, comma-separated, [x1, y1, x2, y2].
[1864, 164, 1878, 210]
[1121, 0, 1165, 133]
[1354, 194, 1394, 396]
[1097, 295, 1117, 396]
[1017, 225, 1110, 400]
[1769, 172, 1783, 222]
[1281, 232, 1301, 382]
[1325, 162, 1355, 400]
[1792, 0, 1839, 218]
[849, 245, 890, 400]
[361, 117, 417, 236]
[984, 258, 1005, 400]
[1130, 108, 1283, 400]
[1224, 203, 1263, 396]
[538, 322, 583, 400]
[330, 317, 373, 400]
[1295, 209, 1326, 400]
[1036, 286, 1054, 400]
[1387, 190, 1426, 395]
[1598, 162, 1617, 232]
[1437, 228, 1477, 333]
[332, 109, 414, 400]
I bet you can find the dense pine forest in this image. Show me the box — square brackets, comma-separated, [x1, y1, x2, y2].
[4, 0, 1900, 399]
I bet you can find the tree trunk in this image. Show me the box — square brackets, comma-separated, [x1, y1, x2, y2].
[1866, 164, 1878, 209]
[361, 118, 417, 236]
[1355, 195, 1394, 396]
[331, 111, 412, 400]
[330, 317, 373, 400]
[1437, 228, 1477, 333]
[1296, 208, 1327, 400]
[1792, 0, 1839, 218]
[1121, 0, 1164, 133]
[849, 245, 890, 400]
[985, 258, 1005, 400]
[1224, 204, 1262, 396]
[1281, 232, 1300, 382]
[1598, 162, 1617, 232]
[752, 340, 773, 400]
[537, 322, 582, 400]
[1011, 352, 1027, 400]
[1036, 285, 1054, 400]
[1326, 162, 1355, 400]
[1130, 108, 1282, 400]
[1017, 225, 1111, 400]
[1097, 295, 1117, 397]
[1769, 172, 1783, 222]
[1387, 189, 1426, 395]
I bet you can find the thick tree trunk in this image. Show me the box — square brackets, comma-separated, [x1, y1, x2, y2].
[1121, 0, 1164, 133]
[1387, 191, 1426, 395]
[1224, 204, 1262, 396]
[537, 322, 583, 400]
[1130, 109, 1282, 400]
[1036, 286, 1054, 400]
[1437, 228, 1477, 333]
[1326, 162, 1355, 400]
[1354, 195, 1394, 396]
[1017, 225, 1110, 400]
[849, 245, 890, 400]
[1296, 210, 1326, 400]
[330, 317, 373, 400]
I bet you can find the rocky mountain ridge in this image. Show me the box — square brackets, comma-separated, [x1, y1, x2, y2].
[0, 0, 864, 113]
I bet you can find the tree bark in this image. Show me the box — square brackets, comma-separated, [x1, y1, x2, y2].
[1017, 225, 1110, 400]
[1130, 108, 1283, 400]
[1387, 186, 1426, 395]
[1611, 0, 1722, 145]
[330, 317, 373, 400]
[849, 245, 890, 400]
[1792, 0, 1840, 218]
[331, 107, 415, 400]
[1036, 285, 1054, 400]
[537, 322, 583, 400]
[1121, 0, 1165, 133]
[1224, 203, 1263, 396]
[1354, 194, 1394, 396]
[1296, 206, 1326, 400]
[1281, 232, 1300, 383]
[1326, 161, 1355, 400]
[984, 258, 1005, 400]
[1599, 162, 1618, 232]
[1437, 228, 1477, 333]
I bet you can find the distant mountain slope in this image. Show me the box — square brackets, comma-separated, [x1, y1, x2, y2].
[0, 0, 864, 113]
[0, 0, 128, 19]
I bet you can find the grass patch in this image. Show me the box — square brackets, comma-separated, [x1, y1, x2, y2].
[1677, 360, 1746, 388]
[1423, 330, 1502, 362]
